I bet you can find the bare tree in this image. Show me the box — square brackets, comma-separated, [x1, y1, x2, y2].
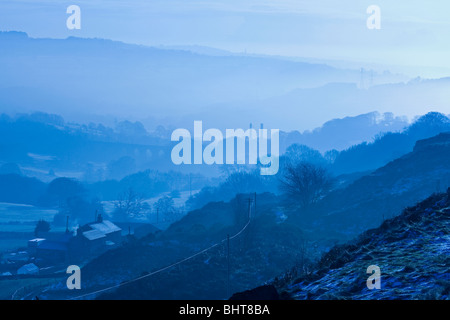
[114, 187, 144, 221]
[153, 196, 176, 222]
[279, 162, 333, 208]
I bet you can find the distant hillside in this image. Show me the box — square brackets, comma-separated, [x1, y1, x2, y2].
[243, 77, 450, 131]
[0, 112, 219, 182]
[0, 174, 46, 205]
[0, 31, 361, 130]
[279, 111, 409, 153]
[330, 112, 450, 174]
[1, 111, 449, 210]
[303, 131, 450, 241]
[278, 190, 450, 300]
[183, 113, 450, 211]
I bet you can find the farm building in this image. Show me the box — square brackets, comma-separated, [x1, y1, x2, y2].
[17, 263, 39, 275]
[31, 233, 73, 264]
[88, 219, 122, 244]
[27, 215, 122, 265]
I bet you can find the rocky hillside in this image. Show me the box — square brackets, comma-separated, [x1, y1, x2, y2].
[278, 189, 450, 300]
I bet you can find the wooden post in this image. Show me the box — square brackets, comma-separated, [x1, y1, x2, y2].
[254, 192, 256, 217]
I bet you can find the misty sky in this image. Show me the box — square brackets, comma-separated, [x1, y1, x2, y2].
[1, 0, 450, 77]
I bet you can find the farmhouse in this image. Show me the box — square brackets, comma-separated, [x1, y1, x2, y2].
[28, 214, 122, 265]
[88, 218, 122, 244]
[71, 215, 122, 258]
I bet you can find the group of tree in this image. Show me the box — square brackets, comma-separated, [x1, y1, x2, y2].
[34, 219, 51, 236]
[153, 196, 178, 223]
[112, 187, 148, 222]
[111, 187, 180, 223]
[186, 143, 335, 212]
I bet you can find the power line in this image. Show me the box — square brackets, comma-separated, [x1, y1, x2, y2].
[69, 209, 252, 300]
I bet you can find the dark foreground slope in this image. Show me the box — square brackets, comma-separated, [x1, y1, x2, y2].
[278, 190, 450, 300]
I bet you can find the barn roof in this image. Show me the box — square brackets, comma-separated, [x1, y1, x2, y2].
[90, 220, 121, 235]
[82, 229, 106, 241]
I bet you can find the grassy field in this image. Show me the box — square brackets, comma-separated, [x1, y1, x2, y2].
[0, 202, 57, 223]
[0, 235, 30, 252]
[0, 202, 58, 233]
[0, 202, 59, 253]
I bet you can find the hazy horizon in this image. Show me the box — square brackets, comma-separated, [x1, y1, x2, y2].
[1, 1, 450, 131]
[1, 0, 450, 78]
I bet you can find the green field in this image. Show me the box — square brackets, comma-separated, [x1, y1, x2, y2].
[0, 202, 59, 253]
[0, 202, 58, 233]
[0, 236, 30, 252]
[0, 202, 58, 223]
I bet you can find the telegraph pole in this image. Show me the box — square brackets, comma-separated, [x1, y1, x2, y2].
[247, 198, 252, 221]
[254, 192, 256, 217]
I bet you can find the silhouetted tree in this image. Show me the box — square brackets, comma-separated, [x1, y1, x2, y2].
[280, 162, 333, 208]
[153, 196, 175, 222]
[113, 187, 144, 221]
[34, 219, 50, 236]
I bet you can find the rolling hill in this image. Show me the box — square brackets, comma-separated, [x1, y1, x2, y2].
[299, 131, 450, 242]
